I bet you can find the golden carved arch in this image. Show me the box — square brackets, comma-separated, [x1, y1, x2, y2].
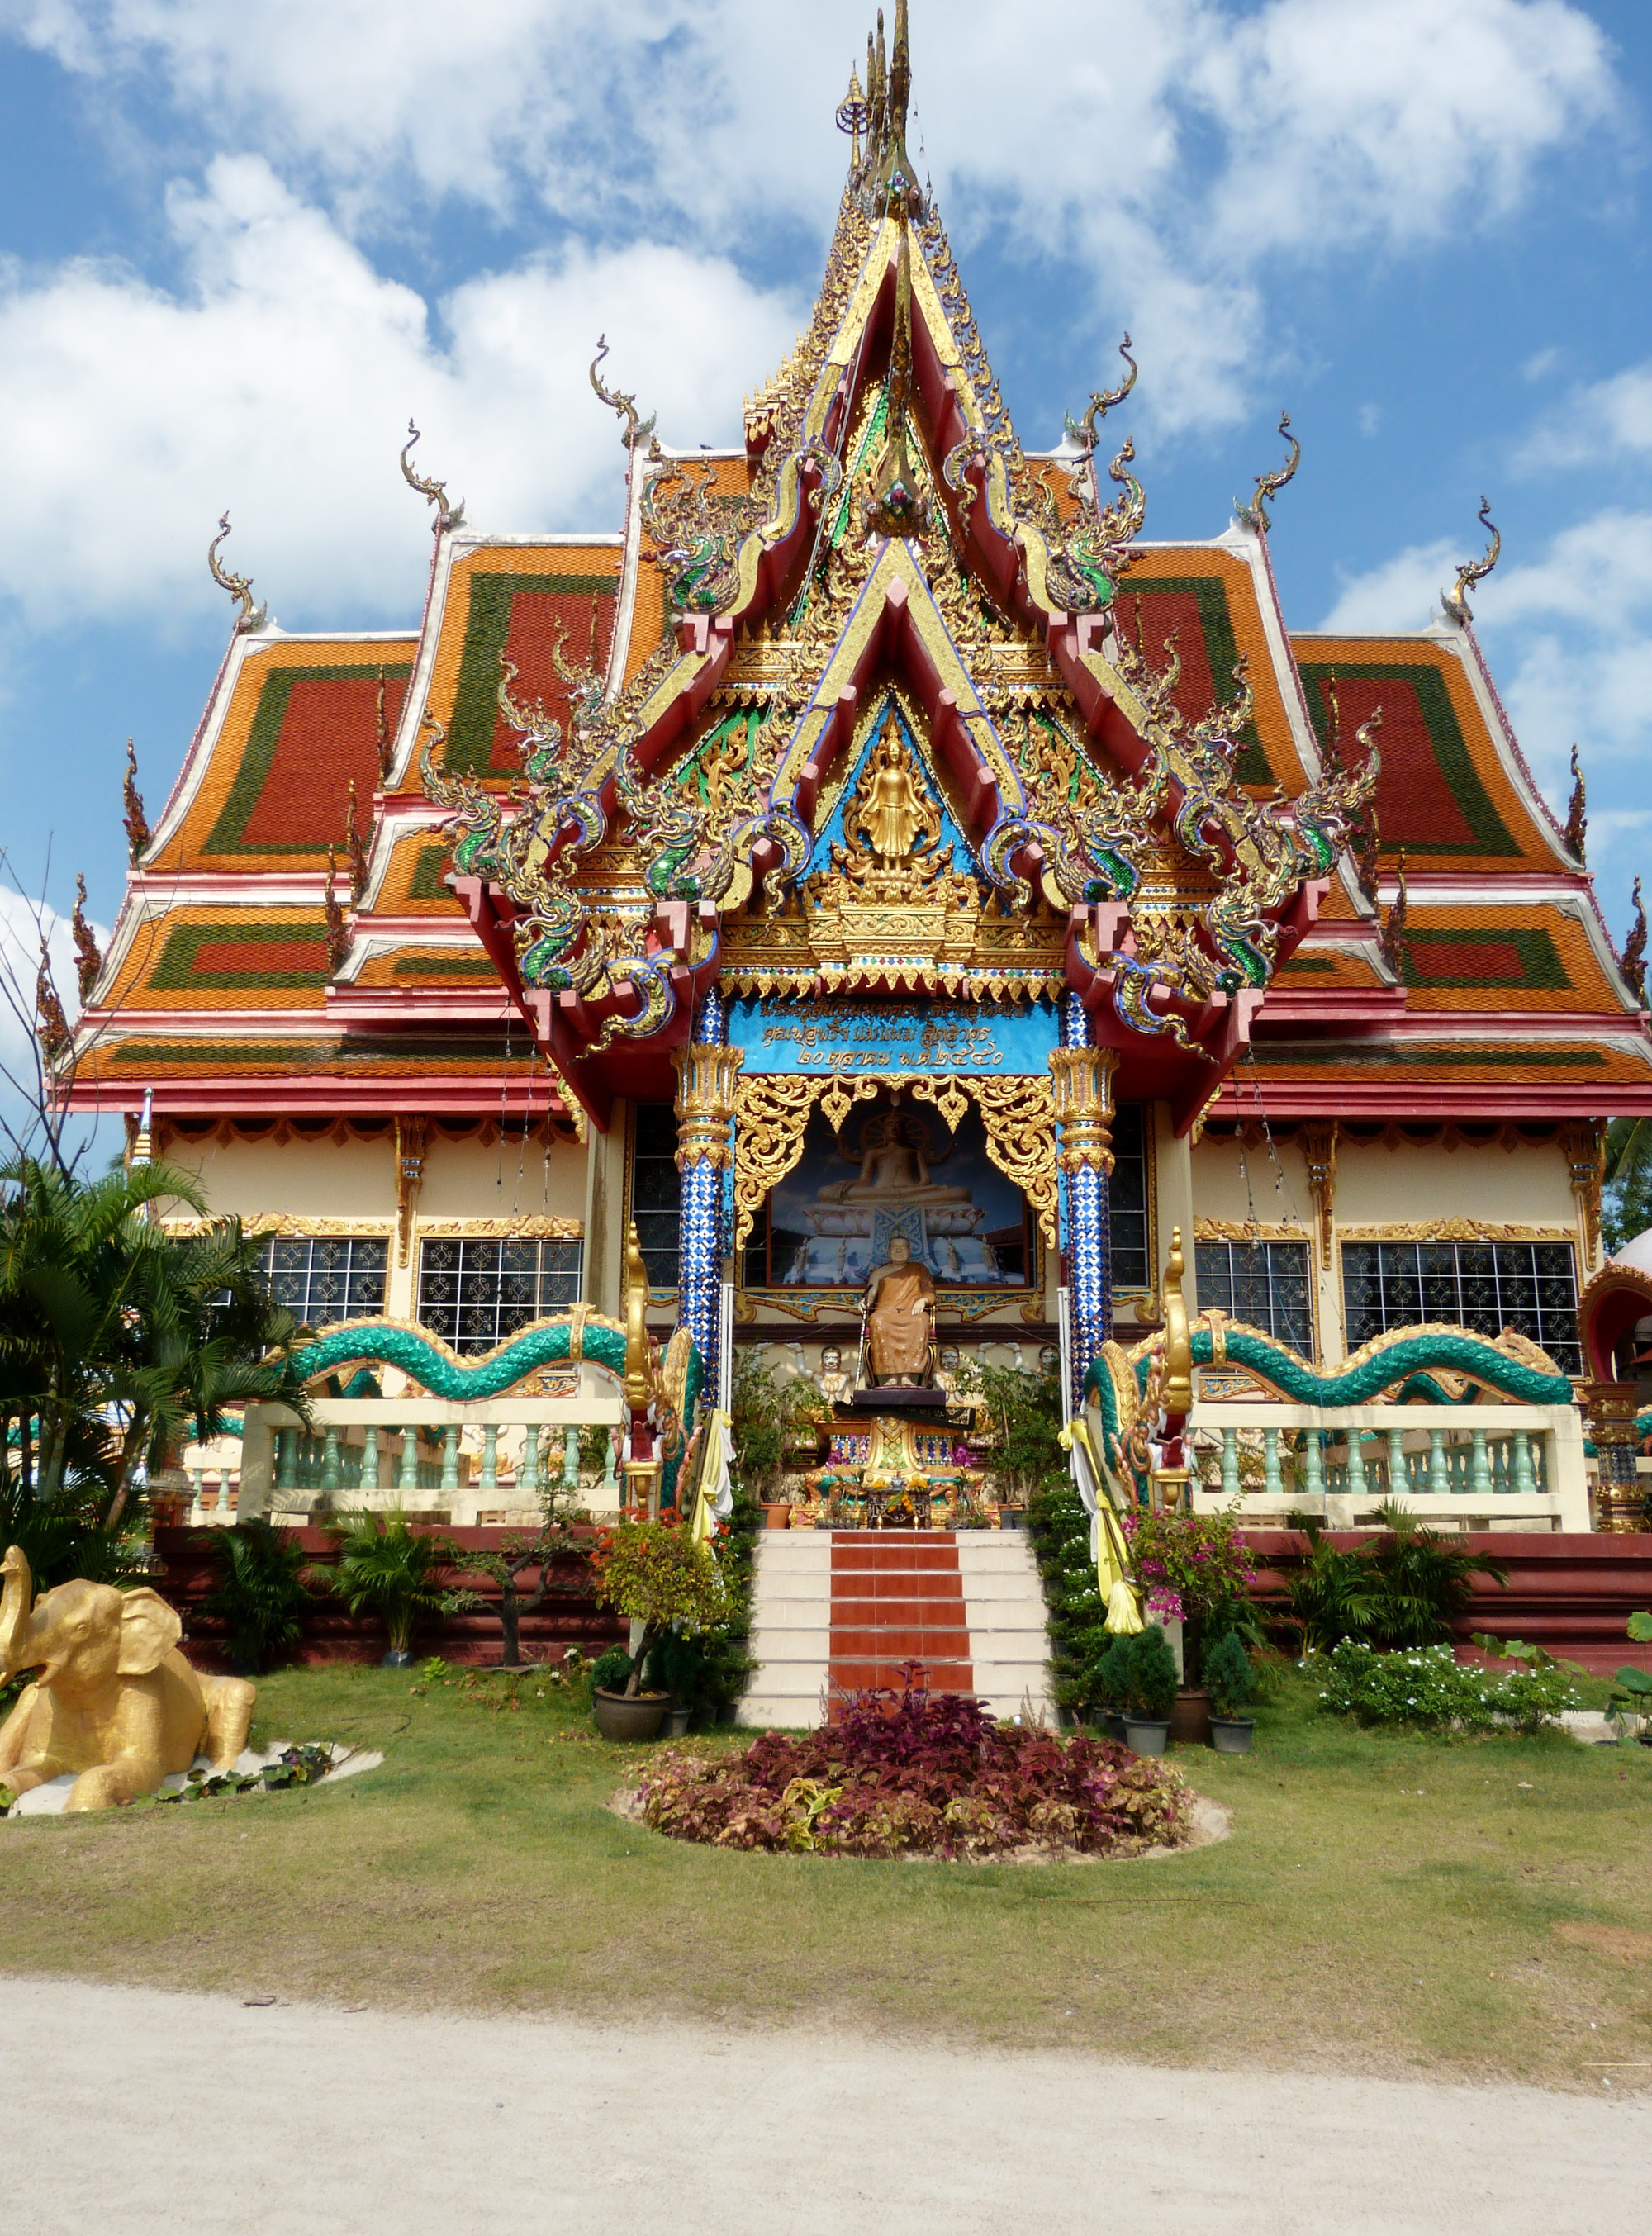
[730, 1070, 1057, 1256]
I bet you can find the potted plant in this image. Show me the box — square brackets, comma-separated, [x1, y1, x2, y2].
[1121, 1623, 1180, 1755]
[588, 1516, 729, 1743]
[1203, 1630, 1258, 1753]
[1087, 1634, 1133, 1744]
[327, 1507, 462, 1666]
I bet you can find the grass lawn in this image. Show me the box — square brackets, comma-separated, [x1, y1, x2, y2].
[3, 1664, 1650, 2091]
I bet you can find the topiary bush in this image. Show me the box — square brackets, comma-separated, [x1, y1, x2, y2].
[1123, 1624, 1180, 1720]
[1203, 1631, 1257, 1721]
[638, 1670, 1195, 1860]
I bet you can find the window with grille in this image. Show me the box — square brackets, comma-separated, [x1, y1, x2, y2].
[1341, 1238, 1580, 1374]
[257, 1236, 387, 1327]
[1108, 1103, 1150, 1290]
[630, 1104, 681, 1292]
[1194, 1238, 1315, 1357]
[416, 1237, 583, 1355]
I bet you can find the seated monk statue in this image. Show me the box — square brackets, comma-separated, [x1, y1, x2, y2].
[862, 1234, 936, 1388]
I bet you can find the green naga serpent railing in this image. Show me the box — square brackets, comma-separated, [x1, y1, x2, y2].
[1082, 1324, 1578, 1489]
[247, 1317, 705, 1514]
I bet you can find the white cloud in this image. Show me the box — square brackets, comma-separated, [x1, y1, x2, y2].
[0, 0, 1618, 437]
[0, 156, 803, 629]
[1320, 539, 1457, 633]
[1515, 360, 1652, 471]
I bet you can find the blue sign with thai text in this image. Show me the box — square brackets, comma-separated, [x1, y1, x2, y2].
[729, 997, 1058, 1075]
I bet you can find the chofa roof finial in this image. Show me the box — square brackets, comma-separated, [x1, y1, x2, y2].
[590, 337, 657, 451]
[400, 420, 465, 534]
[1442, 496, 1500, 624]
[122, 738, 150, 864]
[1623, 876, 1647, 1005]
[1564, 742, 1587, 862]
[1236, 411, 1301, 533]
[207, 512, 268, 634]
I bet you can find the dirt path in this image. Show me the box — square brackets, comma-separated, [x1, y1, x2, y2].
[2, 1976, 1645, 2234]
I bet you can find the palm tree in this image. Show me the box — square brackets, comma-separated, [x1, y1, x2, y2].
[0, 1155, 308, 1568]
[328, 1509, 460, 1662]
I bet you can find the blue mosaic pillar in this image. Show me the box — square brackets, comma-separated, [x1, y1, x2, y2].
[672, 990, 741, 1417]
[1051, 994, 1117, 1419]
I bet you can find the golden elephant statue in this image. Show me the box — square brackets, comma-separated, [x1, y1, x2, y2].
[0, 1544, 256, 1812]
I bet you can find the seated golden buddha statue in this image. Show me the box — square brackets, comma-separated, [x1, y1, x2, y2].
[816, 1113, 971, 1208]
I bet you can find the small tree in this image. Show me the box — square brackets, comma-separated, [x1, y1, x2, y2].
[588, 1516, 730, 1698]
[448, 1484, 591, 1668]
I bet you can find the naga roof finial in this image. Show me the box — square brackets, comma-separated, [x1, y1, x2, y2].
[400, 420, 465, 533]
[36, 939, 69, 1062]
[122, 738, 150, 864]
[71, 873, 102, 1004]
[1381, 847, 1410, 978]
[1564, 742, 1587, 862]
[207, 511, 268, 633]
[590, 336, 657, 451]
[1064, 335, 1137, 450]
[1442, 496, 1500, 624]
[1623, 876, 1647, 1005]
[1236, 411, 1300, 533]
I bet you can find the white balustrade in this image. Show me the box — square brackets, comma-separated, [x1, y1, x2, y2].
[236, 1390, 629, 1525]
[1179, 1401, 1588, 1533]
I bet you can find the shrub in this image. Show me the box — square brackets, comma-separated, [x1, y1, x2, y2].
[637, 1671, 1194, 1859]
[588, 1517, 729, 1697]
[1085, 1635, 1134, 1714]
[590, 1645, 634, 1693]
[1317, 1640, 1579, 1733]
[1203, 1631, 1256, 1721]
[327, 1509, 460, 1657]
[1028, 1471, 1113, 1714]
[200, 1518, 315, 1673]
[1121, 1509, 1257, 1635]
[1123, 1624, 1180, 1720]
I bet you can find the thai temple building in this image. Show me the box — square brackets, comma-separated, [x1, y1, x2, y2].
[68, 4, 1652, 1548]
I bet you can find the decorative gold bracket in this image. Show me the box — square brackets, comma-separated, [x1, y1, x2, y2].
[730, 1070, 1059, 1255]
[1563, 1120, 1606, 1270]
[393, 1116, 428, 1269]
[1301, 1119, 1337, 1270]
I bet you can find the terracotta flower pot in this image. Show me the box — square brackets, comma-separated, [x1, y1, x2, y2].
[1168, 1688, 1213, 1749]
[763, 1504, 791, 1530]
[593, 1688, 669, 1743]
[1123, 1716, 1171, 1756]
[1210, 1716, 1256, 1754]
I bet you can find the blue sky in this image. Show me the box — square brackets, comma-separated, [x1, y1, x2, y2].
[2, 0, 1650, 1089]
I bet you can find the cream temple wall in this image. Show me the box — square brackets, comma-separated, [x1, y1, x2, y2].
[1190, 1130, 1592, 1366]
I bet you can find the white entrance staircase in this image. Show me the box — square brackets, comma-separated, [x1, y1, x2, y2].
[739, 1528, 1056, 1730]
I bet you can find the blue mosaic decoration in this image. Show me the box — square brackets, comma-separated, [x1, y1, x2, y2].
[1057, 993, 1110, 1417]
[674, 989, 731, 1414]
[680, 1156, 721, 1392]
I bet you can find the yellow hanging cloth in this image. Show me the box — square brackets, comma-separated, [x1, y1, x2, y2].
[691, 1409, 736, 1547]
[1059, 1417, 1144, 1636]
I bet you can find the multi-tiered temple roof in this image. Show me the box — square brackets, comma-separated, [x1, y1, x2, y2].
[72, 0, 1650, 1135]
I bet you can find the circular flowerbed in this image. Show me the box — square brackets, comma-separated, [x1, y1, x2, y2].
[636, 1678, 1196, 1861]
